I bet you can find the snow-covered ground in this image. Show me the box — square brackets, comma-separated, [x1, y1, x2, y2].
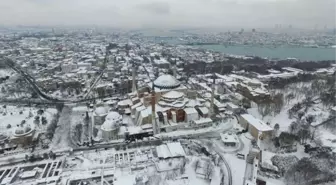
[316, 128, 336, 152]
[60, 145, 219, 185]
[0, 69, 13, 78]
[0, 105, 57, 136]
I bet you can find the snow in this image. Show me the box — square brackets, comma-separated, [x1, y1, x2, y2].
[223, 153, 246, 185]
[0, 69, 13, 78]
[0, 105, 56, 138]
[166, 142, 186, 157]
[241, 114, 273, 131]
[20, 170, 37, 179]
[258, 72, 298, 80]
[162, 90, 184, 99]
[94, 106, 108, 116]
[153, 74, 181, 88]
[220, 133, 239, 144]
[194, 118, 212, 125]
[248, 105, 294, 132]
[156, 142, 186, 159]
[282, 67, 303, 73]
[316, 128, 336, 152]
[260, 151, 279, 172]
[156, 144, 171, 159]
[118, 99, 132, 106]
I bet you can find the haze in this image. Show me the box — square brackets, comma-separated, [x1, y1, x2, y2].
[0, 0, 335, 29]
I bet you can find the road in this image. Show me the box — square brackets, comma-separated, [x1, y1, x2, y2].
[51, 105, 77, 150]
[3, 58, 123, 104]
[198, 139, 233, 185]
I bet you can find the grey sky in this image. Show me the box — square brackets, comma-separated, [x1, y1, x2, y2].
[0, 0, 334, 29]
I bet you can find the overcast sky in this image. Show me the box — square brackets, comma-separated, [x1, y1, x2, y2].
[0, 0, 334, 29]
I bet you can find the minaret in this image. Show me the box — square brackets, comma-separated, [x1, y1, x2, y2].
[209, 74, 215, 118]
[151, 84, 159, 134]
[172, 60, 177, 78]
[132, 62, 137, 93]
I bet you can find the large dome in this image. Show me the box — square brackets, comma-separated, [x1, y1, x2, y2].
[95, 107, 108, 116]
[162, 90, 184, 100]
[101, 112, 122, 131]
[153, 74, 180, 89]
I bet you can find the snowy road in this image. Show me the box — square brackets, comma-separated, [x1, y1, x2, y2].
[209, 143, 233, 185]
[51, 105, 76, 150]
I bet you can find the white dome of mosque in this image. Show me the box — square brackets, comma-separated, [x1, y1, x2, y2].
[162, 90, 184, 100]
[101, 112, 122, 131]
[153, 74, 180, 89]
[95, 107, 108, 116]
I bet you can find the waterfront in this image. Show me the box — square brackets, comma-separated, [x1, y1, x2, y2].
[197, 44, 336, 61]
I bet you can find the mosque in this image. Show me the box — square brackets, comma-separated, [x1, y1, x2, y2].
[92, 66, 216, 142]
[126, 72, 213, 135]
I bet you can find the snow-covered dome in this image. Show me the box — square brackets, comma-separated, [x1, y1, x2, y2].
[0, 133, 8, 141]
[153, 74, 180, 89]
[14, 124, 33, 136]
[95, 107, 108, 116]
[15, 128, 25, 135]
[101, 112, 122, 131]
[162, 90, 184, 100]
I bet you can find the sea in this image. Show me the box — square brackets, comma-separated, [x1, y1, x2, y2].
[146, 33, 335, 61]
[197, 44, 336, 61]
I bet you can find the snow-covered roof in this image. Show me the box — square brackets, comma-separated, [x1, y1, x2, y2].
[194, 118, 212, 125]
[153, 74, 181, 89]
[21, 170, 37, 179]
[241, 114, 273, 132]
[117, 99, 132, 106]
[184, 107, 198, 114]
[282, 67, 303, 73]
[166, 142, 186, 157]
[220, 133, 239, 143]
[197, 107, 209, 115]
[156, 142, 186, 159]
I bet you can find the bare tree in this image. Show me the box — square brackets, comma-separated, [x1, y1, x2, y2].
[204, 159, 214, 180]
[289, 121, 298, 133]
[285, 157, 321, 185]
[180, 158, 188, 174]
[194, 159, 200, 171]
[74, 124, 83, 142]
[274, 123, 280, 131]
[297, 128, 310, 144]
[148, 174, 161, 185]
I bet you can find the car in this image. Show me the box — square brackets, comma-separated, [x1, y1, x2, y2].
[236, 153, 245, 159]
